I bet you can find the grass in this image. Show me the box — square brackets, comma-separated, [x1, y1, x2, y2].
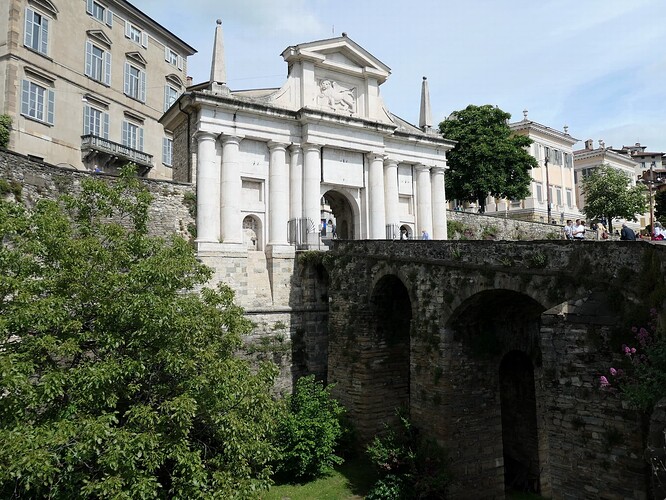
[263, 456, 377, 500]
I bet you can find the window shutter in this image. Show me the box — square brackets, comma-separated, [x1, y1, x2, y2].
[122, 121, 128, 146]
[162, 137, 168, 163]
[40, 17, 48, 54]
[138, 127, 144, 151]
[86, 0, 93, 14]
[83, 105, 90, 135]
[106, 8, 113, 27]
[102, 112, 109, 139]
[124, 20, 131, 38]
[21, 80, 30, 115]
[177, 55, 183, 71]
[47, 88, 55, 125]
[124, 61, 130, 94]
[164, 46, 169, 62]
[164, 85, 169, 111]
[139, 70, 146, 102]
[141, 32, 148, 48]
[104, 51, 111, 85]
[24, 9, 34, 48]
[85, 40, 93, 77]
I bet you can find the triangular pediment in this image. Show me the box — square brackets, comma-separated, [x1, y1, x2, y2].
[126, 51, 147, 66]
[29, 0, 58, 17]
[87, 30, 112, 47]
[282, 35, 391, 84]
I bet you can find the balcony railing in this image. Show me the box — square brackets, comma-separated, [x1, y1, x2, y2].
[81, 135, 153, 168]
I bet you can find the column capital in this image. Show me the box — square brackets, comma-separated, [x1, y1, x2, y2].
[431, 166, 446, 175]
[194, 130, 217, 142]
[384, 157, 399, 167]
[268, 141, 289, 152]
[415, 163, 431, 172]
[219, 134, 243, 146]
[366, 152, 384, 162]
[288, 143, 303, 153]
[302, 143, 321, 153]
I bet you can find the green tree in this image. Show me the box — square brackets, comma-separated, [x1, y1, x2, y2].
[0, 114, 11, 149]
[438, 104, 537, 212]
[654, 190, 666, 226]
[0, 167, 281, 498]
[580, 164, 647, 233]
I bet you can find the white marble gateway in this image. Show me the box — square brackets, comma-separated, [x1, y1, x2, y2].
[162, 21, 454, 259]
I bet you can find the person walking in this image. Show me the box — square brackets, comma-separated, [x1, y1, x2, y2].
[563, 220, 574, 240]
[421, 230, 430, 240]
[573, 220, 586, 240]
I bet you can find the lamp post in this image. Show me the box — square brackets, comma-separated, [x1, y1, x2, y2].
[644, 162, 663, 238]
[545, 155, 552, 223]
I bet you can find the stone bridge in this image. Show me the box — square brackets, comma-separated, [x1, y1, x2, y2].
[325, 240, 666, 500]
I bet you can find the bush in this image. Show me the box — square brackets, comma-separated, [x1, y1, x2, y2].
[0, 114, 11, 149]
[366, 413, 451, 499]
[0, 166, 282, 498]
[274, 375, 345, 480]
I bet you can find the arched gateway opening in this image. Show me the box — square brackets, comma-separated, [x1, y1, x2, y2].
[447, 289, 547, 495]
[500, 350, 539, 493]
[370, 275, 412, 426]
[322, 190, 355, 240]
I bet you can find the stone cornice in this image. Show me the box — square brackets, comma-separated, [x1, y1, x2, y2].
[510, 120, 579, 146]
[573, 148, 637, 168]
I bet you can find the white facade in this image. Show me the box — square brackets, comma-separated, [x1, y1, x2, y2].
[162, 27, 454, 261]
[485, 113, 580, 223]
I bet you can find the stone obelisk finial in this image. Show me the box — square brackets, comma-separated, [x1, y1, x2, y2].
[419, 76, 432, 131]
[209, 19, 228, 93]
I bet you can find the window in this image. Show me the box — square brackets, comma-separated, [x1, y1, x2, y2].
[556, 188, 562, 206]
[83, 105, 109, 139]
[24, 8, 49, 55]
[124, 62, 146, 101]
[21, 79, 54, 125]
[553, 150, 563, 165]
[122, 120, 143, 151]
[164, 47, 183, 70]
[536, 183, 543, 202]
[533, 143, 540, 159]
[125, 21, 147, 48]
[86, 0, 112, 25]
[564, 153, 573, 168]
[162, 137, 173, 166]
[544, 146, 551, 162]
[566, 189, 572, 208]
[164, 84, 179, 111]
[85, 40, 111, 85]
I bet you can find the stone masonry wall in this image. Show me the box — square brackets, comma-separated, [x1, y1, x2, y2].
[0, 148, 195, 240]
[328, 240, 666, 499]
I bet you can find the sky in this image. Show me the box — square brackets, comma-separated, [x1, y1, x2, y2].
[133, 0, 666, 153]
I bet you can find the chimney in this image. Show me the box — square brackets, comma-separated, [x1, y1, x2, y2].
[585, 139, 594, 150]
[186, 76, 193, 87]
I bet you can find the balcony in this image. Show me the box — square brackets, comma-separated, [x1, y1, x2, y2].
[81, 135, 153, 176]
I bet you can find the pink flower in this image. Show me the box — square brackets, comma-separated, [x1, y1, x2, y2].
[631, 347, 636, 354]
[600, 376, 610, 388]
[610, 367, 617, 376]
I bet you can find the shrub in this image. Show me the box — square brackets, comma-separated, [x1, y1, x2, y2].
[366, 413, 451, 499]
[274, 375, 345, 480]
[0, 114, 11, 149]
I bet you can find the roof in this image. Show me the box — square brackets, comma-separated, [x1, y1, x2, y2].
[509, 119, 579, 145]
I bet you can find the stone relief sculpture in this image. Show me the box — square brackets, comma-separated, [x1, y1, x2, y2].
[316, 79, 356, 115]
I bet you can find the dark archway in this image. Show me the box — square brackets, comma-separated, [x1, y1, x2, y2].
[446, 289, 546, 495]
[323, 190, 355, 240]
[500, 350, 540, 494]
[370, 274, 412, 425]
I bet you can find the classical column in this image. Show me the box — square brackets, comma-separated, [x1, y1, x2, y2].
[194, 131, 220, 244]
[268, 141, 289, 246]
[289, 144, 303, 221]
[416, 164, 433, 237]
[368, 153, 386, 239]
[302, 144, 321, 243]
[431, 166, 447, 240]
[384, 157, 399, 239]
[220, 134, 242, 244]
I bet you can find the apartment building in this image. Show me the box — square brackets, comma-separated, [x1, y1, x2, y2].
[484, 111, 580, 223]
[0, 0, 196, 179]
